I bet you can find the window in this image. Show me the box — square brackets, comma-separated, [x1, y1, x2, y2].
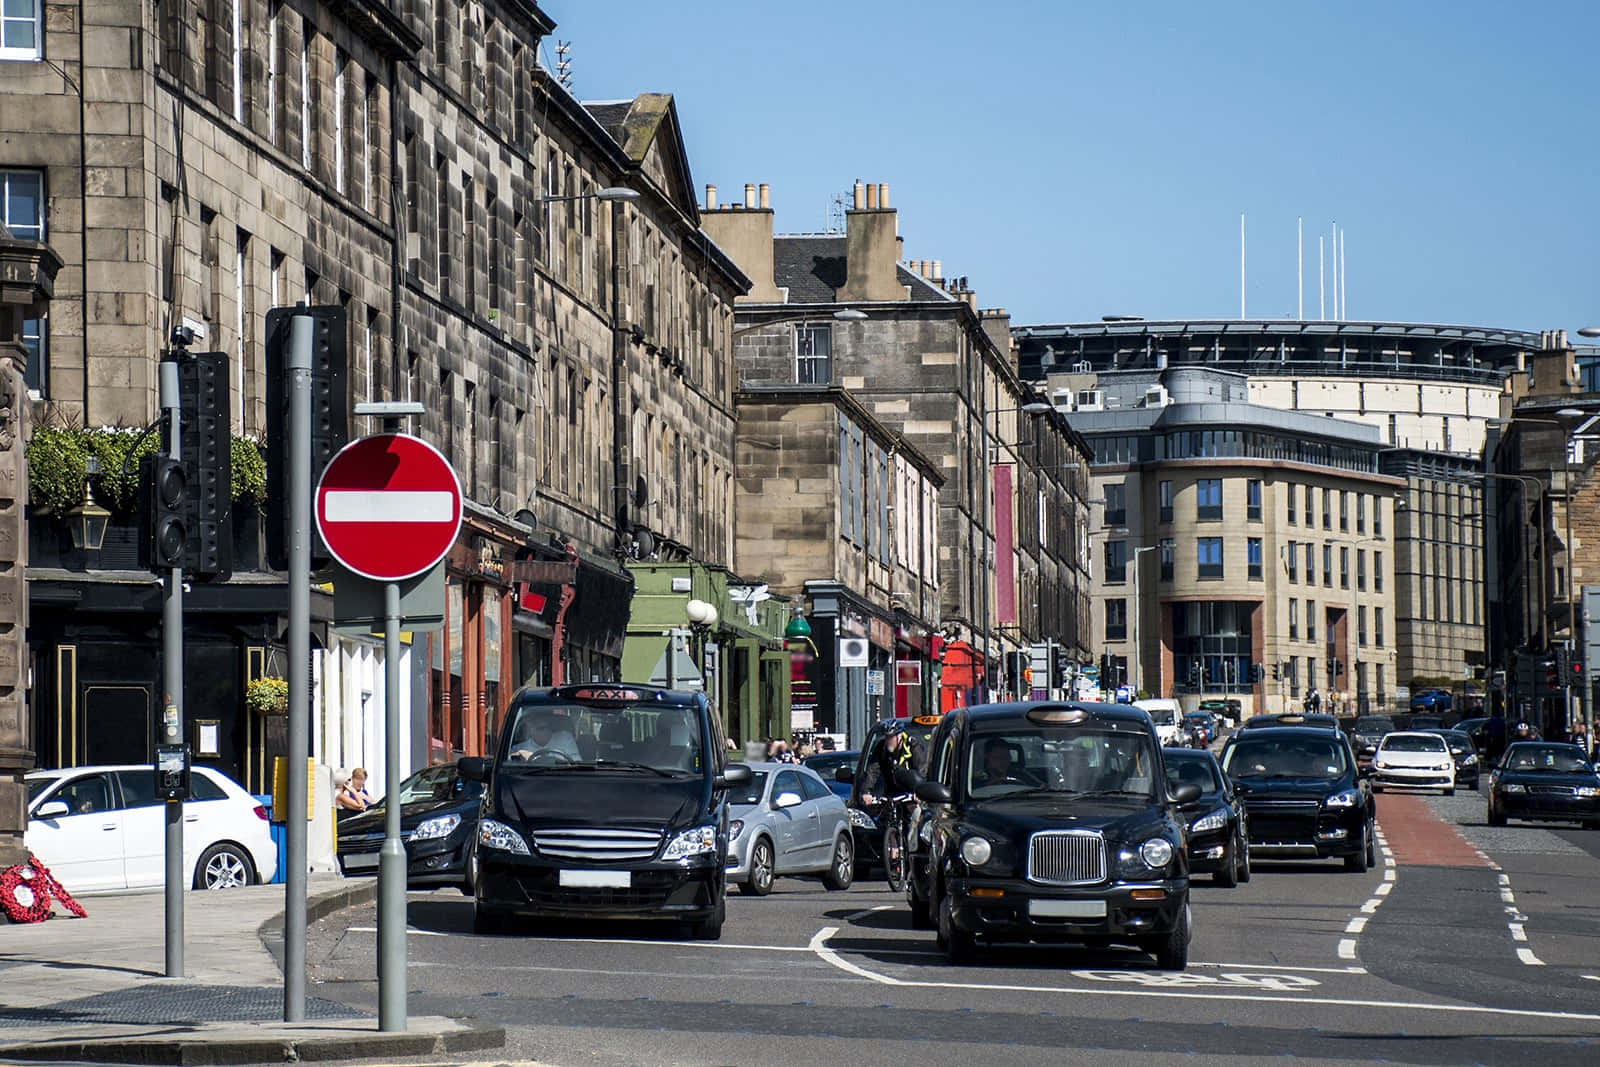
[1247, 479, 1262, 521]
[1105, 540, 1127, 584]
[796, 324, 831, 384]
[1104, 481, 1126, 527]
[2, 169, 46, 391]
[1288, 598, 1299, 640]
[1356, 549, 1366, 591]
[1322, 544, 1333, 587]
[1339, 490, 1349, 531]
[1197, 479, 1222, 520]
[1286, 540, 1298, 581]
[1105, 598, 1128, 641]
[1305, 542, 1315, 584]
[1306, 657, 1317, 692]
[1373, 495, 1383, 537]
[1289, 655, 1300, 697]
[1376, 663, 1385, 704]
[1306, 601, 1316, 642]
[334, 48, 347, 193]
[1247, 537, 1262, 580]
[1, 0, 41, 59]
[1340, 546, 1350, 589]
[1374, 551, 1383, 592]
[300, 19, 312, 169]
[1197, 537, 1223, 580]
[1287, 482, 1297, 524]
[1322, 487, 1331, 529]
[1358, 605, 1368, 647]
[1304, 485, 1314, 527]
[1356, 493, 1366, 534]
[1375, 607, 1384, 648]
[1159, 479, 1173, 523]
[1159, 538, 1174, 581]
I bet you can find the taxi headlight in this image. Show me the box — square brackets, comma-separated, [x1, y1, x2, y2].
[661, 824, 719, 861]
[960, 836, 993, 867]
[847, 807, 878, 830]
[1190, 808, 1229, 835]
[1575, 786, 1600, 798]
[1138, 837, 1175, 869]
[1500, 783, 1527, 794]
[1324, 789, 1359, 808]
[1461, 754, 1478, 766]
[412, 814, 460, 841]
[478, 818, 531, 855]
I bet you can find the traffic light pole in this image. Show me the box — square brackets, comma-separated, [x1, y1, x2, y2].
[160, 358, 184, 978]
[284, 311, 312, 1022]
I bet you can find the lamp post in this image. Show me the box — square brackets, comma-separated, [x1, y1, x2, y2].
[685, 598, 718, 693]
[66, 454, 111, 551]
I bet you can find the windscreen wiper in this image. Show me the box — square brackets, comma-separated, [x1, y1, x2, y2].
[594, 760, 678, 777]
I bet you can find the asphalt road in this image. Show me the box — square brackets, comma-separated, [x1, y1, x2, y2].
[308, 791, 1600, 1066]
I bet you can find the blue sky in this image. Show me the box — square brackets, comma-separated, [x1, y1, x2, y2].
[545, 1, 1599, 332]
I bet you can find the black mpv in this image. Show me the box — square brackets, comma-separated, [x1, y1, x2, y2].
[1219, 725, 1375, 871]
[905, 701, 1201, 969]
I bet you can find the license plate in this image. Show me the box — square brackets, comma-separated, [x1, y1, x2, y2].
[1028, 898, 1106, 919]
[559, 869, 631, 889]
[342, 852, 379, 871]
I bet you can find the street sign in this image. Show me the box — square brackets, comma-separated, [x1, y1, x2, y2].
[315, 433, 462, 582]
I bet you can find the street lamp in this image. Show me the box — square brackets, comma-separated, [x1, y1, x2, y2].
[66, 454, 111, 551]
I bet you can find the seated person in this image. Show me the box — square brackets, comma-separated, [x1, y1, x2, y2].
[975, 738, 1027, 788]
[644, 710, 700, 771]
[510, 713, 582, 761]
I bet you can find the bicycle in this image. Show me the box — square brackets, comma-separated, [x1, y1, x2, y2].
[881, 792, 915, 893]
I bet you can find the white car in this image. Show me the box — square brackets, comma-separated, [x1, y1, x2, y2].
[25, 764, 278, 894]
[1133, 699, 1184, 747]
[1371, 732, 1457, 795]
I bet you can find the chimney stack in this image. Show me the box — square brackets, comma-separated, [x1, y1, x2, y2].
[705, 184, 717, 210]
[839, 178, 909, 302]
[701, 180, 780, 301]
[758, 183, 770, 210]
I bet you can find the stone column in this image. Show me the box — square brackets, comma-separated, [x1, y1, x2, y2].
[0, 224, 63, 868]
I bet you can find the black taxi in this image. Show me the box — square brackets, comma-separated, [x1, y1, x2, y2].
[904, 701, 1200, 969]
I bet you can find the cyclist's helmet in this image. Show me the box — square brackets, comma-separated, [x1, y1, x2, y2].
[884, 720, 906, 739]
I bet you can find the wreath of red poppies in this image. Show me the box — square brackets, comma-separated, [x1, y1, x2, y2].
[0, 858, 87, 923]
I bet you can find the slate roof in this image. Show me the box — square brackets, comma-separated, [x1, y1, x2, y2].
[581, 101, 632, 137]
[772, 235, 958, 304]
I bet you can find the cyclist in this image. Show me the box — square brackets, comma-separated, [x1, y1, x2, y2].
[861, 721, 922, 890]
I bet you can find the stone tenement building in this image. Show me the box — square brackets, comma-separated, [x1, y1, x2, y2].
[704, 180, 1093, 718]
[1, 0, 751, 786]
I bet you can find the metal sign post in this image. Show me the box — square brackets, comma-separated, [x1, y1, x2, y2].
[159, 357, 184, 978]
[379, 579, 404, 1030]
[284, 311, 313, 1021]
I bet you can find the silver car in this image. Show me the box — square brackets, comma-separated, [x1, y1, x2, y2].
[724, 762, 855, 896]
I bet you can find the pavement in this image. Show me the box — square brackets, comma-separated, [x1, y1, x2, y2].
[0, 874, 506, 1064]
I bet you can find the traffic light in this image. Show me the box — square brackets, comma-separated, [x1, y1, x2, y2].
[266, 305, 349, 570]
[1542, 658, 1559, 691]
[179, 352, 232, 581]
[140, 454, 187, 570]
[1252, 663, 1265, 683]
[1272, 662, 1281, 681]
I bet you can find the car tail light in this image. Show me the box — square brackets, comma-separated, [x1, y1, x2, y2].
[253, 804, 269, 821]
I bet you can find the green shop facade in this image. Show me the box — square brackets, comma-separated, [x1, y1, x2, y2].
[622, 563, 794, 746]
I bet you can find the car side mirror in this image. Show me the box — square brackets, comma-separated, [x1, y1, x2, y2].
[34, 800, 69, 820]
[915, 780, 953, 805]
[774, 791, 803, 810]
[717, 763, 753, 789]
[833, 766, 854, 784]
[457, 756, 490, 782]
[1171, 782, 1202, 806]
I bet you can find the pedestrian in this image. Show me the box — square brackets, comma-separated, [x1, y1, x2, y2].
[336, 768, 372, 813]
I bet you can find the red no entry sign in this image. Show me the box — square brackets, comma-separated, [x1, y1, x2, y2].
[315, 433, 463, 582]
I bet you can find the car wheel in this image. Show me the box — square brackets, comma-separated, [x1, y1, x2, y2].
[823, 833, 855, 891]
[740, 838, 775, 896]
[1150, 900, 1190, 971]
[1366, 826, 1377, 867]
[907, 878, 934, 929]
[1236, 836, 1251, 884]
[687, 895, 725, 941]
[461, 846, 478, 896]
[1213, 838, 1239, 888]
[1487, 804, 1506, 827]
[883, 824, 906, 893]
[473, 905, 506, 935]
[194, 843, 254, 890]
[1344, 825, 1370, 873]
[937, 883, 978, 965]
[1444, 787, 1455, 797]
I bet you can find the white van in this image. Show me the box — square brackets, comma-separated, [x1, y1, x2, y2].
[1132, 698, 1184, 747]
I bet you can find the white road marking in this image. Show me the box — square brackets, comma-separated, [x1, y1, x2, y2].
[1518, 948, 1546, 966]
[838, 904, 894, 923]
[323, 490, 457, 522]
[1337, 938, 1358, 960]
[808, 925, 901, 985]
[1192, 962, 1366, 975]
[1498, 873, 1511, 886]
[1500, 889, 1516, 904]
[1344, 917, 1368, 934]
[1583, 975, 1600, 982]
[1509, 923, 1527, 942]
[1360, 898, 1382, 914]
[1383, 867, 1396, 882]
[1374, 882, 1393, 896]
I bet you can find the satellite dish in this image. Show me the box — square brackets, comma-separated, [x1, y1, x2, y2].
[632, 526, 657, 559]
[634, 475, 649, 509]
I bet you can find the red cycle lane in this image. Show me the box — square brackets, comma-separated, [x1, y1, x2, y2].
[1373, 792, 1491, 867]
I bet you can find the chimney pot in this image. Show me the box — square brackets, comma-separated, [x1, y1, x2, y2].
[931, 259, 942, 281]
[853, 180, 865, 210]
[744, 184, 757, 209]
[878, 183, 890, 209]
[866, 183, 879, 210]
[705, 184, 717, 210]
[758, 183, 770, 210]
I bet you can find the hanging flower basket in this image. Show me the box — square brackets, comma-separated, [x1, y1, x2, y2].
[246, 676, 290, 716]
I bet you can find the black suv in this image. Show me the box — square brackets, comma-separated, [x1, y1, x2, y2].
[905, 702, 1201, 969]
[1219, 725, 1375, 871]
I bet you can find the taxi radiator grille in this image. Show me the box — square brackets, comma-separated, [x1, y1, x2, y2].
[1027, 830, 1106, 886]
[531, 827, 662, 862]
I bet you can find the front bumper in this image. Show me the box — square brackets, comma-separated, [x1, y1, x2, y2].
[338, 827, 472, 886]
[476, 853, 723, 920]
[1494, 791, 1600, 824]
[948, 876, 1187, 944]
[1373, 767, 1454, 790]
[1243, 803, 1364, 858]
[1184, 826, 1232, 873]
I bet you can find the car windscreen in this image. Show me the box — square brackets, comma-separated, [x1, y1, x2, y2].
[501, 701, 706, 776]
[1353, 717, 1394, 733]
[1164, 753, 1223, 793]
[802, 753, 853, 776]
[387, 764, 482, 805]
[726, 770, 769, 807]
[1223, 736, 1350, 778]
[1504, 745, 1590, 773]
[968, 728, 1157, 799]
[1381, 734, 1447, 753]
[1141, 707, 1176, 725]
